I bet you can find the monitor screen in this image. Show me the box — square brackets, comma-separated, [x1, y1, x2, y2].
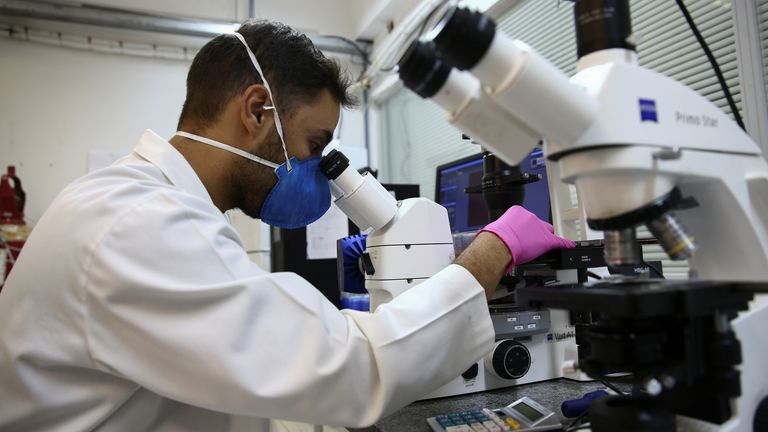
[435, 150, 550, 233]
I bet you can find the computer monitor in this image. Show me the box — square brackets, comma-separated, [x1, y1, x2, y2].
[435, 149, 550, 233]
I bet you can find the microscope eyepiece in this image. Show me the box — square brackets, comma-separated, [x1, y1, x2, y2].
[397, 41, 452, 99]
[319, 149, 349, 180]
[430, 6, 496, 71]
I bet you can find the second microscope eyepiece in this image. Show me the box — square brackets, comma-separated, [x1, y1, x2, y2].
[430, 6, 496, 71]
[398, 41, 451, 99]
[319, 149, 349, 180]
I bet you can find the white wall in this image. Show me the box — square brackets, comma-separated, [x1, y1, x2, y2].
[350, 0, 496, 39]
[0, 37, 189, 222]
[327, 54, 367, 155]
[83, 0, 243, 21]
[76, 0, 359, 39]
[350, 0, 419, 40]
[252, 0, 355, 39]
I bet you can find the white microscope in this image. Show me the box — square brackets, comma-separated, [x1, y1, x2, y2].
[395, 0, 768, 430]
[320, 147, 585, 401]
[319, 149, 455, 312]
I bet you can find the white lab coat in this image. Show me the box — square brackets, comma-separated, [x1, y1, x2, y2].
[0, 130, 495, 431]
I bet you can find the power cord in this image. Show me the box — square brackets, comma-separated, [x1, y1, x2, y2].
[587, 271, 603, 280]
[564, 410, 591, 432]
[674, 0, 745, 130]
[600, 379, 627, 395]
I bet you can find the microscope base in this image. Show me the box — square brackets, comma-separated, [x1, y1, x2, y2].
[516, 280, 768, 432]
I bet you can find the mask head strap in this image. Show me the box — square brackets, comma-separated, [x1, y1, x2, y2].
[175, 131, 280, 170]
[233, 31, 292, 172]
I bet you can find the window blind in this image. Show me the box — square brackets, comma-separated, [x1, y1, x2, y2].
[759, 0, 768, 104]
[496, 0, 741, 118]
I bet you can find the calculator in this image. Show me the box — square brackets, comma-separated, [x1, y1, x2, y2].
[426, 396, 561, 431]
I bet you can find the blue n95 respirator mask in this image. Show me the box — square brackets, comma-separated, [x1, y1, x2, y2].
[176, 32, 331, 229]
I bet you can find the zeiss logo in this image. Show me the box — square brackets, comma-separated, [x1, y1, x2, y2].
[639, 98, 658, 123]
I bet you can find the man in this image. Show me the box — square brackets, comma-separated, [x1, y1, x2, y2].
[0, 21, 574, 431]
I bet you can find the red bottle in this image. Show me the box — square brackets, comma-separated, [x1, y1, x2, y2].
[1, 166, 29, 291]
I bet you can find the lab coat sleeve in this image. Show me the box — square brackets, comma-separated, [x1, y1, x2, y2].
[82, 191, 495, 427]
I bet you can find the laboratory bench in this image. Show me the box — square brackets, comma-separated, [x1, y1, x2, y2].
[349, 378, 610, 432]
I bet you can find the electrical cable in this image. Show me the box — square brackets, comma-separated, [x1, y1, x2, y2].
[417, 1, 446, 39]
[674, 0, 745, 130]
[565, 410, 589, 431]
[319, 35, 369, 82]
[386, 0, 448, 72]
[361, 0, 450, 79]
[600, 379, 627, 395]
[321, 35, 368, 60]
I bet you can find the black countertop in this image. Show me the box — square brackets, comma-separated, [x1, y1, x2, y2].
[351, 378, 610, 432]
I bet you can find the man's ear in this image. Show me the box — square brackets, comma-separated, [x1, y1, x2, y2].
[241, 84, 271, 136]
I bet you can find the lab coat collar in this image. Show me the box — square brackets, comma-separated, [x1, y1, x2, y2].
[133, 129, 215, 206]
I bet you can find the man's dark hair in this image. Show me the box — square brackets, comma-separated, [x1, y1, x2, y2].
[178, 20, 357, 129]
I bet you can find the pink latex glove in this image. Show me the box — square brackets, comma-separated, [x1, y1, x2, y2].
[479, 206, 577, 271]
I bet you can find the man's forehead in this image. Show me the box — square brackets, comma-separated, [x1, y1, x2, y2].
[296, 90, 341, 129]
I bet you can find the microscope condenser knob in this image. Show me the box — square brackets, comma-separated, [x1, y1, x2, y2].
[461, 363, 479, 380]
[486, 340, 531, 380]
[359, 253, 375, 276]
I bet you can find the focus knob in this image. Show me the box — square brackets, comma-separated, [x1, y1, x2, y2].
[461, 363, 479, 380]
[485, 340, 531, 380]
